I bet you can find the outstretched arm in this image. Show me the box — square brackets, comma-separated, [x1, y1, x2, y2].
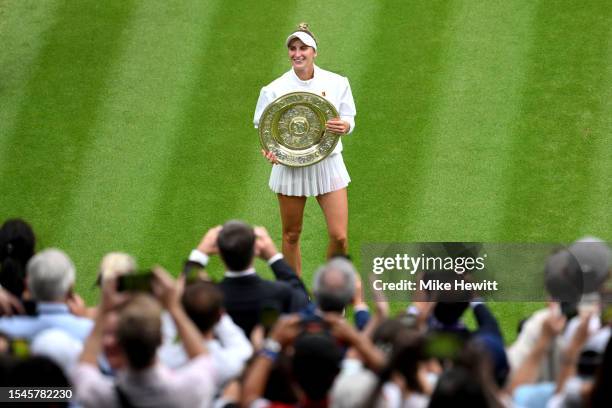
[151, 267, 207, 359]
[242, 314, 301, 407]
[508, 309, 565, 392]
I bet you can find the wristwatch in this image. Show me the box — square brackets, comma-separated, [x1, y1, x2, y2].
[261, 338, 282, 361]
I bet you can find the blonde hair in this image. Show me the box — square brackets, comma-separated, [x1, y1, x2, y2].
[292, 22, 318, 46]
[98, 252, 136, 284]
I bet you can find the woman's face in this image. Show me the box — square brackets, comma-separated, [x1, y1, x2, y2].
[288, 38, 316, 72]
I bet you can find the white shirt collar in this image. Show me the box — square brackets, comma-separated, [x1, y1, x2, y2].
[37, 302, 70, 314]
[291, 64, 319, 85]
[224, 267, 256, 278]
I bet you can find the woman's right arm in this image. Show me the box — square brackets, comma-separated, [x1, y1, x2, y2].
[253, 87, 273, 129]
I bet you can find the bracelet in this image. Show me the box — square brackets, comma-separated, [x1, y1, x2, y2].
[259, 348, 279, 361]
[260, 338, 282, 361]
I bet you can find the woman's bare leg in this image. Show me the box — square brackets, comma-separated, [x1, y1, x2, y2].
[277, 193, 307, 276]
[316, 188, 348, 259]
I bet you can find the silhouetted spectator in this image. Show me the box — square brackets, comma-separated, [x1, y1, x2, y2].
[0, 218, 35, 298]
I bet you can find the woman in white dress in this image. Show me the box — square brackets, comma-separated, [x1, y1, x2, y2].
[254, 23, 356, 276]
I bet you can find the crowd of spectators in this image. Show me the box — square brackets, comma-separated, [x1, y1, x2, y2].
[0, 217, 610, 407]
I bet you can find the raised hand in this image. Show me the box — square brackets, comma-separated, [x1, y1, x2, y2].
[197, 225, 222, 255]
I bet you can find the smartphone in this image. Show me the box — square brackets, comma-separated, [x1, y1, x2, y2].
[183, 261, 205, 284]
[117, 271, 153, 292]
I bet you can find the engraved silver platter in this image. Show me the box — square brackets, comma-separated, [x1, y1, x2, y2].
[259, 91, 340, 167]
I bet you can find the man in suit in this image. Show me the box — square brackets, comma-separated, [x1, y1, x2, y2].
[187, 220, 309, 336]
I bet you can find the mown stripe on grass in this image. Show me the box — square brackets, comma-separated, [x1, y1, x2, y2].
[403, 1, 539, 241]
[0, 0, 136, 248]
[0, 0, 59, 162]
[339, 1, 456, 314]
[137, 2, 299, 277]
[577, 23, 612, 238]
[51, 1, 221, 299]
[346, 1, 455, 248]
[495, 1, 612, 242]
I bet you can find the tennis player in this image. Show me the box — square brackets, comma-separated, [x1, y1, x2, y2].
[254, 23, 356, 276]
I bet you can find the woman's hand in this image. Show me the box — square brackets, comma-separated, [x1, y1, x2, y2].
[325, 117, 350, 135]
[261, 149, 279, 164]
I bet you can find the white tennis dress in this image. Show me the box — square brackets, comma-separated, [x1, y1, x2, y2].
[254, 65, 356, 197]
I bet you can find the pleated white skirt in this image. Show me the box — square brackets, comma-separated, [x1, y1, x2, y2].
[269, 153, 351, 196]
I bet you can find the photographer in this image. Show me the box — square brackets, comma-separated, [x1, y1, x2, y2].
[73, 267, 216, 407]
[508, 238, 611, 384]
[242, 312, 384, 408]
[188, 221, 309, 336]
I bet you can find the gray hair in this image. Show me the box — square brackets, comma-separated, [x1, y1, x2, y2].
[26, 248, 76, 301]
[312, 258, 357, 311]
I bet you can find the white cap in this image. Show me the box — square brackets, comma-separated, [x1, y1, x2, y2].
[286, 31, 317, 51]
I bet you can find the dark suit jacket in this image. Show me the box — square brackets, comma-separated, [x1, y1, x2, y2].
[218, 258, 309, 336]
[429, 302, 503, 339]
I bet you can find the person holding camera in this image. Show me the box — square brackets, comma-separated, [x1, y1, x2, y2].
[242, 312, 384, 408]
[73, 267, 216, 408]
[187, 221, 309, 336]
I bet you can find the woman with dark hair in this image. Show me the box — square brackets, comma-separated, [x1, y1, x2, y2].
[429, 340, 504, 408]
[373, 330, 430, 408]
[0, 219, 35, 298]
[331, 319, 434, 408]
[254, 23, 356, 276]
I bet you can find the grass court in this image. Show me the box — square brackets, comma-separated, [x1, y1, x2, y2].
[1, 0, 611, 341]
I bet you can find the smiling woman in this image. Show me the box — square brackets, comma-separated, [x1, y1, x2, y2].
[288, 34, 317, 79]
[253, 23, 357, 276]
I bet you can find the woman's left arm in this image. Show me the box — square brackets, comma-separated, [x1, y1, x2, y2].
[339, 76, 356, 134]
[326, 77, 356, 135]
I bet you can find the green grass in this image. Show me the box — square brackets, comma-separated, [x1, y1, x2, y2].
[1, 0, 611, 343]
